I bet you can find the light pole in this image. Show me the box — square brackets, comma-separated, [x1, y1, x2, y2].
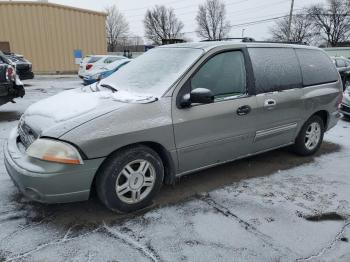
[241, 29, 246, 38]
[287, 0, 295, 41]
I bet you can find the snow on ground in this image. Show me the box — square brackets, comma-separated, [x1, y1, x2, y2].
[0, 75, 349, 261]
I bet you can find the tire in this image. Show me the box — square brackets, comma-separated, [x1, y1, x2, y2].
[293, 115, 324, 156]
[96, 145, 164, 213]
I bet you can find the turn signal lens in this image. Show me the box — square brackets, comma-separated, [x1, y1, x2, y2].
[26, 139, 83, 165]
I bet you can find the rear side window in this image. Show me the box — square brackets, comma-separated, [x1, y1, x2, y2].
[248, 48, 302, 94]
[88, 56, 102, 63]
[296, 49, 339, 87]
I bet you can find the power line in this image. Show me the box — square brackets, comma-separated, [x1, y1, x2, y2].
[126, 0, 290, 23]
[121, 0, 248, 13]
[182, 11, 350, 35]
[120, 0, 190, 12]
[182, 14, 290, 34]
[174, 3, 297, 30]
[125, 0, 249, 20]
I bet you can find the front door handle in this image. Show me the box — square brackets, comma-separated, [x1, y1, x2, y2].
[237, 105, 251, 116]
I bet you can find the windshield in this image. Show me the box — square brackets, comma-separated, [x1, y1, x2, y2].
[100, 47, 203, 97]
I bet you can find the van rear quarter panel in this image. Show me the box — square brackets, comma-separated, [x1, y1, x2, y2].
[300, 81, 342, 130]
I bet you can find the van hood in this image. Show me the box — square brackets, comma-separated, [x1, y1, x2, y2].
[21, 85, 157, 138]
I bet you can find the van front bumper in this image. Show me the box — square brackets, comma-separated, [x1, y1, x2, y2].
[4, 128, 104, 203]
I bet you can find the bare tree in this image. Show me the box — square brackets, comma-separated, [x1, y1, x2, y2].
[308, 0, 350, 47]
[106, 5, 129, 52]
[270, 11, 315, 44]
[196, 0, 231, 40]
[143, 5, 184, 45]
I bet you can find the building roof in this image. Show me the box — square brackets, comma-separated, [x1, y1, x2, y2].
[0, 1, 107, 16]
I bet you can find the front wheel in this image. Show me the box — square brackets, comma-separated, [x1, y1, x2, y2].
[293, 116, 324, 156]
[96, 145, 164, 213]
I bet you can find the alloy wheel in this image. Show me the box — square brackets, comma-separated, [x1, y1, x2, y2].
[115, 160, 156, 204]
[304, 122, 321, 151]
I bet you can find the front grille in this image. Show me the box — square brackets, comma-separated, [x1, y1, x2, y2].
[341, 104, 350, 114]
[18, 120, 37, 148]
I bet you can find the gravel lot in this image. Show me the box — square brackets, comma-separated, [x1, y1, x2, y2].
[0, 76, 349, 261]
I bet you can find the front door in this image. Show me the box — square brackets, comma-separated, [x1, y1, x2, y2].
[172, 50, 257, 173]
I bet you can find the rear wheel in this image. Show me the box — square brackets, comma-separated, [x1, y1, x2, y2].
[96, 145, 164, 213]
[293, 116, 324, 156]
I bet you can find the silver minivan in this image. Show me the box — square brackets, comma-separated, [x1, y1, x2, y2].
[4, 42, 343, 213]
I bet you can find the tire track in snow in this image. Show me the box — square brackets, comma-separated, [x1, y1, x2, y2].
[296, 220, 350, 261]
[200, 194, 299, 258]
[102, 223, 160, 262]
[3, 226, 102, 262]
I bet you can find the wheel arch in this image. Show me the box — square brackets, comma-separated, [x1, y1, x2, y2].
[312, 110, 329, 130]
[90, 141, 177, 198]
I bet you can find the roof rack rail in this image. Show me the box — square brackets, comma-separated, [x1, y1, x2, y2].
[201, 37, 256, 42]
[253, 40, 308, 45]
[200, 37, 308, 45]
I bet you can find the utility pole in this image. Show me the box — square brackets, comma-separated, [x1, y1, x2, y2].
[287, 0, 295, 42]
[241, 29, 246, 38]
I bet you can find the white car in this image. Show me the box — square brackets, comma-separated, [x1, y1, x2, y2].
[83, 59, 131, 85]
[78, 55, 127, 79]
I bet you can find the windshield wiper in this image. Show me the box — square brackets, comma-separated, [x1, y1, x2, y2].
[100, 83, 118, 93]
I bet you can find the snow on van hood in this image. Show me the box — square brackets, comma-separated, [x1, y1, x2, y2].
[22, 85, 157, 137]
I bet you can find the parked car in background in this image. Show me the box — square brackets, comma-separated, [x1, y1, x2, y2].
[78, 55, 127, 79]
[83, 59, 131, 85]
[332, 56, 350, 91]
[2, 52, 34, 80]
[0, 52, 25, 106]
[4, 42, 342, 213]
[339, 86, 350, 119]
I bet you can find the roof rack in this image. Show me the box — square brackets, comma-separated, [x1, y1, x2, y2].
[201, 37, 256, 42]
[253, 40, 308, 45]
[200, 37, 308, 45]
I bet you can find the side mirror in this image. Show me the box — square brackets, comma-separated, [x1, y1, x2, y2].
[179, 88, 214, 108]
[190, 88, 214, 104]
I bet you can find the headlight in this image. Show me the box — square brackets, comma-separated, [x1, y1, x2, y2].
[26, 139, 83, 165]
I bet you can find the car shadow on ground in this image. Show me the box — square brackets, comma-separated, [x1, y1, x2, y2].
[5, 141, 341, 229]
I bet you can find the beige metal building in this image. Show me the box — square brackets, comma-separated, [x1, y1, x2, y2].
[0, 1, 107, 74]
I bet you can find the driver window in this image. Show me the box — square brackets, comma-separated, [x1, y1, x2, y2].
[191, 51, 246, 100]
